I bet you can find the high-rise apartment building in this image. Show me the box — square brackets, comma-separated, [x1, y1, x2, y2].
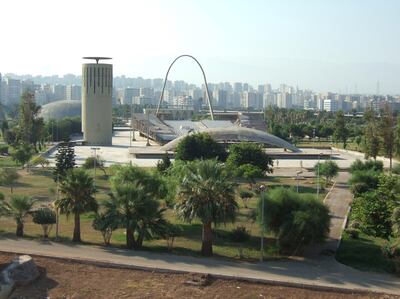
[277, 92, 292, 108]
[212, 89, 227, 108]
[240, 91, 258, 109]
[52, 84, 67, 100]
[5, 78, 22, 104]
[66, 85, 82, 101]
[323, 99, 338, 112]
[140, 87, 154, 98]
[234, 82, 243, 93]
[118, 87, 139, 104]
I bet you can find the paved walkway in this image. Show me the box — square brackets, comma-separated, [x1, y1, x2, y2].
[304, 172, 353, 257]
[0, 237, 399, 295]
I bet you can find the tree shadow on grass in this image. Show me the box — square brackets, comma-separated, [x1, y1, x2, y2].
[14, 181, 33, 188]
[268, 184, 319, 195]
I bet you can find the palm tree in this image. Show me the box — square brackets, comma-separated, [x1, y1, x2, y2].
[55, 168, 97, 242]
[8, 195, 36, 237]
[175, 159, 238, 256]
[103, 183, 168, 249]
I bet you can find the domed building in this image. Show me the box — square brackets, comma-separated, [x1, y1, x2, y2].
[39, 100, 81, 121]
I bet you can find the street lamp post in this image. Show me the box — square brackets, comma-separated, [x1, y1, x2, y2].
[131, 101, 136, 143]
[317, 153, 320, 199]
[91, 147, 100, 199]
[316, 152, 323, 199]
[296, 171, 303, 193]
[146, 110, 150, 147]
[259, 184, 267, 262]
[55, 177, 60, 241]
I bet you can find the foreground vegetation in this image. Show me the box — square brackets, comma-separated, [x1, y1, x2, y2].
[336, 159, 400, 274]
[0, 164, 326, 260]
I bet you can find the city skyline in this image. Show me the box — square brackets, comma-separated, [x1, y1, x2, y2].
[1, 0, 400, 94]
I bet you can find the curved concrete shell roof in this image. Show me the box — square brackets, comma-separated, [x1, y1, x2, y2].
[161, 126, 301, 153]
[40, 100, 81, 121]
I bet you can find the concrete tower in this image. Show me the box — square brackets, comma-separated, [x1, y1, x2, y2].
[82, 57, 113, 145]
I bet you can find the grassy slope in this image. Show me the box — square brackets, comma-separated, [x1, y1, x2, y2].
[336, 231, 398, 274]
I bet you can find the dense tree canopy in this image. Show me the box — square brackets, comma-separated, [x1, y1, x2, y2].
[175, 133, 226, 161]
[226, 142, 273, 174]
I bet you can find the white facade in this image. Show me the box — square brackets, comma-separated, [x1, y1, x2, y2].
[82, 62, 113, 145]
[323, 99, 338, 112]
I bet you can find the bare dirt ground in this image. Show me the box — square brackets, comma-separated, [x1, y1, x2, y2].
[0, 253, 397, 299]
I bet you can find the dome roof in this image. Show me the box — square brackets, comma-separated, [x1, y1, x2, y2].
[161, 126, 301, 153]
[40, 100, 81, 120]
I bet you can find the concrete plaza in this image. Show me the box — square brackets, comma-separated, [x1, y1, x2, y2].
[46, 130, 393, 169]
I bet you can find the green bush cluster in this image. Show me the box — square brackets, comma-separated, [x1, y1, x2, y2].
[257, 188, 330, 250]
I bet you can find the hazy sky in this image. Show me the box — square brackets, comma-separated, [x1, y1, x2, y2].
[1, 0, 400, 94]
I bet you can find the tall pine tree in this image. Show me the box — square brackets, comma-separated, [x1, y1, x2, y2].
[53, 142, 76, 182]
[333, 110, 349, 148]
[363, 108, 380, 160]
[17, 91, 44, 151]
[380, 103, 395, 170]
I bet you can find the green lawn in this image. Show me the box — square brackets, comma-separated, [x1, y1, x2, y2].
[0, 156, 17, 168]
[336, 231, 399, 274]
[0, 168, 325, 261]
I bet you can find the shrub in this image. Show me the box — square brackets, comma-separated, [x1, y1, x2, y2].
[349, 220, 361, 230]
[348, 170, 380, 191]
[235, 164, 264, 188]
[393, 164, 400, 175]
[226, 142, 273, 174]
[238, 189, 253, 208]
[345, 228, 359, 239]
[31, 156, 50, 168]
[230, 226, 250, 258]
[163, 224, 182, 251]
[0, 144, 9, 155]
[156, 154, 171, 174]
[350, 159, 383, 173]
[230, 226, 250, 243]
[257, 188, 330, 250]
[82, 156, 106, 175]
[33, 208, 56, 238]
[382, 239, 400, 259]
[392, 207, 400, 237]
[351, 191, 392, 238]
[350, 182, 369, 196]
[11, 143, 34, 167]
[314, 161, 339, 185]
[92, 213, 118, 245]
[0, 167, 20, 193]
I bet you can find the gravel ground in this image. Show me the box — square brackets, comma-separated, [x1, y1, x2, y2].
[1, 253, 397, 299]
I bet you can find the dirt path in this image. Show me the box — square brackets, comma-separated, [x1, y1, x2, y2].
[1, 253, 395, 299]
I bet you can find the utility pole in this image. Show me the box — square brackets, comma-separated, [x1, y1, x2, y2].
[91, 147, 100, 199]
[316, 153, 322, 199]
[258, 184, 267, 262]
[296, 171, 302, 193]
[131, 101, 136, 142]
[55, 176, 59, 241]
[146, 110, 150, 147]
